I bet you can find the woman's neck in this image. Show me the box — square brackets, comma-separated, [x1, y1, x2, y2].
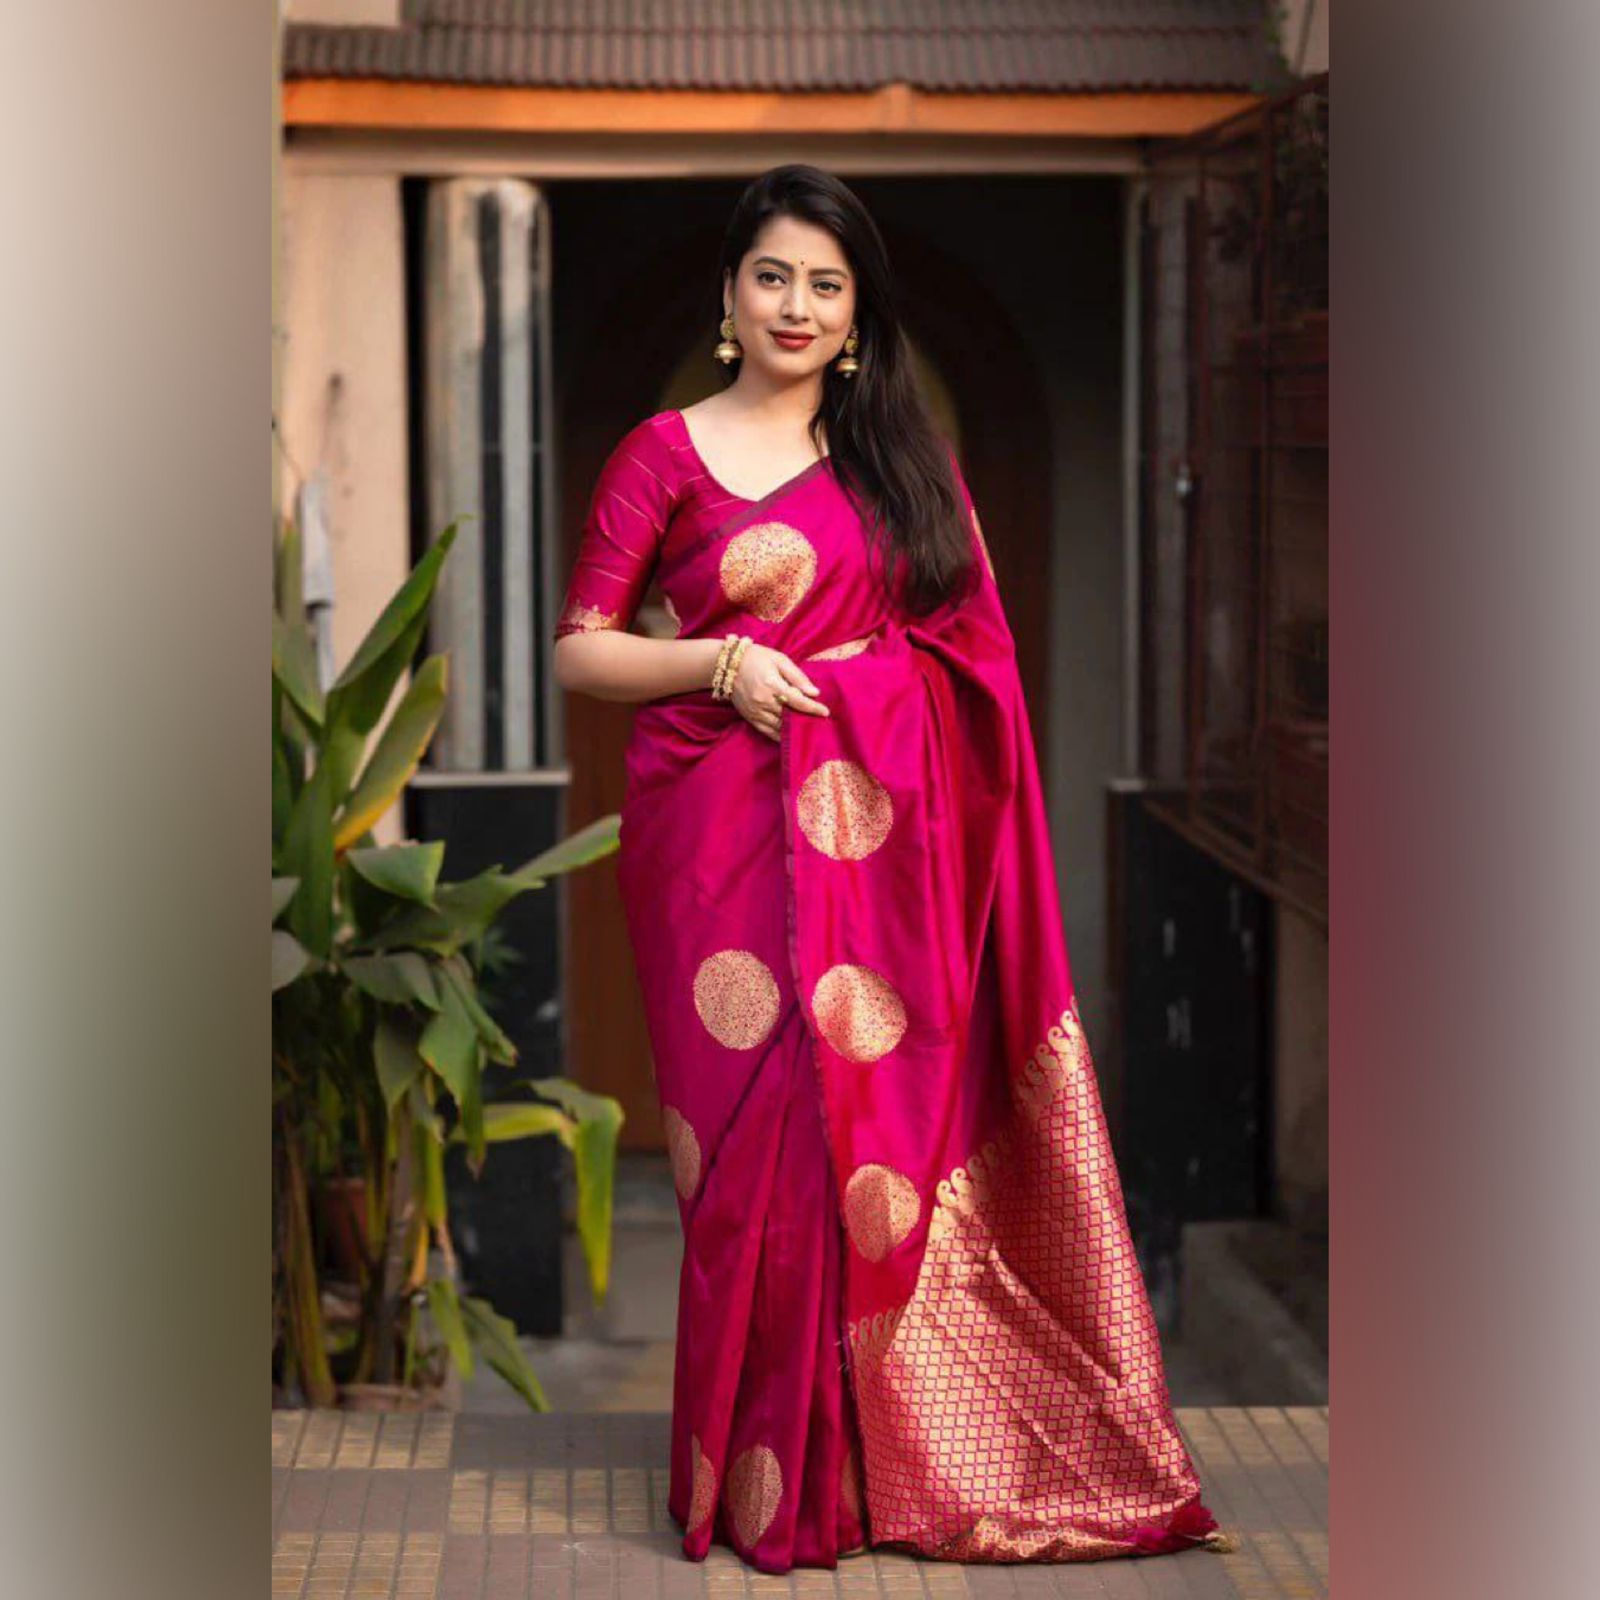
[723, 369, 824, 430]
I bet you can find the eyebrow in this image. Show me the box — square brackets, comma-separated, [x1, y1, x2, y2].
[753, 255, 851, 279]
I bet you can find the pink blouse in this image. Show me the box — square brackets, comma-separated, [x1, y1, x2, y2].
[553, 411, 740, 642]
[552, 409, 846, 645]
[553, 408, 993, 663]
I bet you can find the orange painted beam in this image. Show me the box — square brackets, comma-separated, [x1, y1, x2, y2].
[282, 80, 1259, 139]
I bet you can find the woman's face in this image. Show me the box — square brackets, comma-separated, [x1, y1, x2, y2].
[723, 214, 857, 384]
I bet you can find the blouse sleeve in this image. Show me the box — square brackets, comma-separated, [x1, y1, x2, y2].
[553, 420, 678, 641]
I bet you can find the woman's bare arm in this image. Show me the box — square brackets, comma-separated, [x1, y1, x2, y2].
[553, 631, 724, 703]
[553, 631, 829, 740]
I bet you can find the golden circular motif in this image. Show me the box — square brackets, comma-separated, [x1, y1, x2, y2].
[972, 508, 995, 579]
[661, 1106, 701, 1199]
[811, 964, 907, 1063]
[688, 1434, 717, 1534]
[796, 759, 894, 861]
[843, 1164, 921, 1262]
[727, 1442, 784, 1548]
[719, 521, 817, 621]
[693, 950, 781, 1049]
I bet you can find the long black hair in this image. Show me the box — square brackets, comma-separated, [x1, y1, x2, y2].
[713, 164, 977, 617]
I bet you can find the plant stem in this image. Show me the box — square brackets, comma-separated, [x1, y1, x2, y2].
[276, 1105, 336, 1406]
[371, 1099, 416, 1384]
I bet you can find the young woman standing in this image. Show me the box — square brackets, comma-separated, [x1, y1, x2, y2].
[553, 164, 1230, 1575]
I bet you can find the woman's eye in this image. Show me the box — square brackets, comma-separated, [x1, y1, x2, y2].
[754, 271, 841, 292]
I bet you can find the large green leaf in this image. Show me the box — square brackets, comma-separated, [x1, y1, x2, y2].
[271, 609, 325, 733]
[425, 1277, 474, 1378]
[320, 600, 431, 811]
[408, 1075, 444, 1141]
[356, 816, 619, 955]
[373, 1014, 424, 1111]
[326, 606, 429, 746]
[462, 1102, 572, 1146]
[392, 952, 443, 1011]
[433, 870, 524, 939]
[459, 1294, 547, 1412]
[272, 929, 312, 992]
[528, 1077, 623, 1308]
[271, 876, 300, 922]
[272, 685, 296, 847]
[505, 813, 621, 889]
[345, 954, 418, 1007]
[348, 842, 444, 906]
[344, 952, 440, 1012]
[438, 955, 517, 1066]
[417, 980, 478, 1109]
[279, 759, 335, 957]
[416, 1117, 448, 1228]
[274, 696, 311, 855]
[340, 854, 402, 945]
[330, 523, 459, 718]
[334, 656, 449, 852]
[317, 720, 367, 816]
[274, 517, 305, 619]
[357, 867, 518, 955]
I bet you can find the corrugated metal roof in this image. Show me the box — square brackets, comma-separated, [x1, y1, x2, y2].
[283, 0, 1283, 93]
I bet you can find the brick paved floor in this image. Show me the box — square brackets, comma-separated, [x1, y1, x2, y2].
[271, 1406, 1328, 1598]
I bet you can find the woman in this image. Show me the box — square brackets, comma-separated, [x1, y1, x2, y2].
[552, 165, 1231, 1575]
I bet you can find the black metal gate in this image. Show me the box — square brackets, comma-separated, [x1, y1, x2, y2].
[1137, 74, 1329, 927]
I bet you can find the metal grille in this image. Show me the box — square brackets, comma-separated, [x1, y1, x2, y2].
[1139, 75, 1328, 925]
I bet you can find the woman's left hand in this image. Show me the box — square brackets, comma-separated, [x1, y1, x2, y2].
[729, 642, 831, 742]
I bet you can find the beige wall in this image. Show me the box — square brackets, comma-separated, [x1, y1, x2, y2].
[278, 167, 411, 843]
[1279, 0, 1329, 77]
[284, 0, 399, 24]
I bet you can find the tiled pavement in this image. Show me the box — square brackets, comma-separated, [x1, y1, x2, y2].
[271, 1405, 1329, 1598]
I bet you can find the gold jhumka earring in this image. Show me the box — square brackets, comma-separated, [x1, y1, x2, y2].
[834, 326, 861, 378]
[714, 315, 742, 365]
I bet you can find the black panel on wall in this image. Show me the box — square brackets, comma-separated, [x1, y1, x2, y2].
[406, 781, 566, 1336]
[1110, 791, 1273, 1334]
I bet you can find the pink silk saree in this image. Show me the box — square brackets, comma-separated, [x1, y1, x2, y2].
[554, 409, 1224, 1573]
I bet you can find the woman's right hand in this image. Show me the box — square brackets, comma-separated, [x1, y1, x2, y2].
[728, 641, 831, 742]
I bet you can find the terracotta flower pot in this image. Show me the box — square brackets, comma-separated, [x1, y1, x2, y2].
[314, 1175, 368, 1280]
[338, 1381, 443, 1413]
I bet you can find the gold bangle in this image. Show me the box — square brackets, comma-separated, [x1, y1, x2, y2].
[711, 632, 738, 699]
[722, 635, 747, 699]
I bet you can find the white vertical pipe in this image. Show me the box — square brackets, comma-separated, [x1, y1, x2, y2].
[498, 180, 536, 770]
[424, 179, 486, 771]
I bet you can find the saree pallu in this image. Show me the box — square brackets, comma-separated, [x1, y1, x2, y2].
[558, 411, 1223, 1573]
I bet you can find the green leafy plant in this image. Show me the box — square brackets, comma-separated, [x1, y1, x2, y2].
[272, 517, 623, 1409]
